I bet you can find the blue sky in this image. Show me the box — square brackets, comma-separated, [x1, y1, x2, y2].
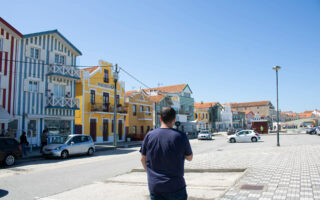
[2, 0, 320, 112]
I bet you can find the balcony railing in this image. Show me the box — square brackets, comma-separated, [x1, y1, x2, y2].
[137, 111, 152, 119]
[46, 96, 80, 109]
[47, 64, 81, 79]
[179, 110, 190, 115]
[90, 103, 127, 114]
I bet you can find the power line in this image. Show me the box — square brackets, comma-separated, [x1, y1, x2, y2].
[0, 58, 153, 90]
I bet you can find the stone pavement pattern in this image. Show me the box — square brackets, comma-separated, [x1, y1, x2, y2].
[185, 141, 320, 200]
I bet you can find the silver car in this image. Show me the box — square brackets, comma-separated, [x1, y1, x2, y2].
[198, 131, 212, 140]
[43, 135, 95, 159]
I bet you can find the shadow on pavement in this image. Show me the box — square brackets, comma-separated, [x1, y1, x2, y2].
[0, 189, 9, 198]
[3, 148, 137, 169]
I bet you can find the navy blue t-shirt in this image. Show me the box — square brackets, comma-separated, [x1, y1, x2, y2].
[140, 128, 193, 194]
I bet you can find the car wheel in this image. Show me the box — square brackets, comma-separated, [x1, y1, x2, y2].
[230, 138, 236, 143]
[87, 148, 94, 156]
[61, 150, 69, 159]
[4, 154, 15, 166]
[251, 137, 257, 142]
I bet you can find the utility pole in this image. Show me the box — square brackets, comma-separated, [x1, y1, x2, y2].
[273, 66, 281, 147]
[113, 64, 120, 147]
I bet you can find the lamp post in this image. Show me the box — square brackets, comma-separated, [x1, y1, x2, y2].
[113, 64, 119, 147]
[273, 65, 281, 147]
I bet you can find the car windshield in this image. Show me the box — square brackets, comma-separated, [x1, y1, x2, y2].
[51, 136, 71, 144]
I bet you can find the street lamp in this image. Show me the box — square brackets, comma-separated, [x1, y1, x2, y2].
[113, 64, 120, 147]
[273, 65, 281, 147]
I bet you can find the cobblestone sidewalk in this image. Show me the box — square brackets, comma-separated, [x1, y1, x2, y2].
[185, 144, 320, 200]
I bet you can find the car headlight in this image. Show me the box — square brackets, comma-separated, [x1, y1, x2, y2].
[54, 146, 62, 151]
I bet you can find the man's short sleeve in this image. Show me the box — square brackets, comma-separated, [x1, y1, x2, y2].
[184, 135, 192, 156]
[139, 135, 148, 155]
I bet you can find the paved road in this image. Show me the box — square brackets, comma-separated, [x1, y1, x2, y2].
[1, 133, 318, 200]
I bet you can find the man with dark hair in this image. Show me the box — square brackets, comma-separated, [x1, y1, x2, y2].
[140, 107, 193, 200]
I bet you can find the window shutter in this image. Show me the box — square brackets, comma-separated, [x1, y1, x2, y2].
[39, 82, 45, 93]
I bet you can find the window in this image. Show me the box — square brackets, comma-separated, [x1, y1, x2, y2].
[55, 54, 65, 65]
[55, 54, 59, 63]
[29, 81, 33, 92]
[103, 93, 109, 104]
[141, 126, 144, 134]
[30, 48, 40, 59]
[90, 90, 95, 104]
[53, 85, 65, 97]
[34, 49, 40, 59]
[30, 38, 33, 44]
[133, 105, 137, 115]
[35, 37, 37, 45]
[104, 69, 109, 83]
[133, 126, 136, 134]
[30, 48, 34, 58]
[60, 55, 65, 65]
[147, 106, 150, 115]
[33, 82, 38, 92]
[195, 113, 198, 119]
[28, 81, 39, 92]
[39, 37, 41, 46]
[140, 106, 144, 112]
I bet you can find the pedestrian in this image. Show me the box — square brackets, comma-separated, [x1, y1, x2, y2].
[140, 107, 193, 200]
[20, 131, 29, 156]
[40, 129, 48, 153]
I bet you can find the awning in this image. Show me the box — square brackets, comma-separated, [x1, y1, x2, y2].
[0, 107, 13, 123]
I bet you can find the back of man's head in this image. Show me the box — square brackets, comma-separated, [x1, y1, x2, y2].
[160, 107, 176, 124]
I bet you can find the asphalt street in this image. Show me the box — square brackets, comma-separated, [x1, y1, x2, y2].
[0, 132, 318, 200]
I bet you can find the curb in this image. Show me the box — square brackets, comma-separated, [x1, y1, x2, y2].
[131, 168, 247, 173]
[18, 143, 142, 163]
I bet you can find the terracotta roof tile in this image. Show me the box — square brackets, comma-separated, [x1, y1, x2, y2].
[82, 66, 98, 73]
[144, 84, 187, 93]
[147, 94, 166, 103]
[194, 102, 217, 108]
[230, 101, 271, 108]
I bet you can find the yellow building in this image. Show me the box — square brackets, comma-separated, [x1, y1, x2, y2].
[75, 60, 127, 143]
[194, 102, 216, 130]
[125, 90, 153, 141]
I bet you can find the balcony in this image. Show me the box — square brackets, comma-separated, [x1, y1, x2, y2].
[137, 111, 152, 119]
[47, 64, 81, 79]
[46, 96, 79, 109]
[90, 103, 127, 114]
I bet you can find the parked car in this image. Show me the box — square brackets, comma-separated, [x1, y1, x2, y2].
[316, 127, 320, 135]
[306, 127, 317, 134]
[0, 137, 22, 166]
[42, 135, 95, 159]
[198, 131, 212, 140]
[228, 130, 261, 143]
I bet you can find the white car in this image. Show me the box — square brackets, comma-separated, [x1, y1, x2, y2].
[198, 131, 212, 140]
[228, 130, 261, 143]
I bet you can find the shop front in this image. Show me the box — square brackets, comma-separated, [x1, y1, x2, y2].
[44, 118, 73, 143]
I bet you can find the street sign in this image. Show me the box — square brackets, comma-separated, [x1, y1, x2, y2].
[175, 121, 181, 127]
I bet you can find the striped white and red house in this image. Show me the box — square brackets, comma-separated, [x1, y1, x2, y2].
[0, 17, 23, 136]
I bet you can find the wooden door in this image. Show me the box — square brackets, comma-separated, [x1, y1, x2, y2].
[118, 120, 123, 140]
[90, 119, 96, 142]
[103, 119, 109, 141]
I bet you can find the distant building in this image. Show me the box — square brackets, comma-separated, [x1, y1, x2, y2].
[220, 104, 233, 130]
[125, 90, 153, 141]
[230, 101, 276, 119]
[144, 84, 195, 133]
[194, 102, 212, 131]
[244, 110, 255, 129]
[232, 110, 246, 129]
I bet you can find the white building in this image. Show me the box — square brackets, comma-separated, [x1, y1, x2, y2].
[220, 104, 233, 130]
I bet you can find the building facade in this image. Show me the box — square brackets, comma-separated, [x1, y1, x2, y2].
[145, 84, 195, 133]
[0, 18, 23, 138]
[125, 90, 153, 141]
[13, 29, 82, 146]
[75, 60, 126, 143]
[232, 110, 246, 129]
[230, 101, 276, 118]
[220, 104, 233, 130]
[194, 102, 212, 131]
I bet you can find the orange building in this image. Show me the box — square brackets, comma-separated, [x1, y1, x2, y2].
[125, 90, 153, 141]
